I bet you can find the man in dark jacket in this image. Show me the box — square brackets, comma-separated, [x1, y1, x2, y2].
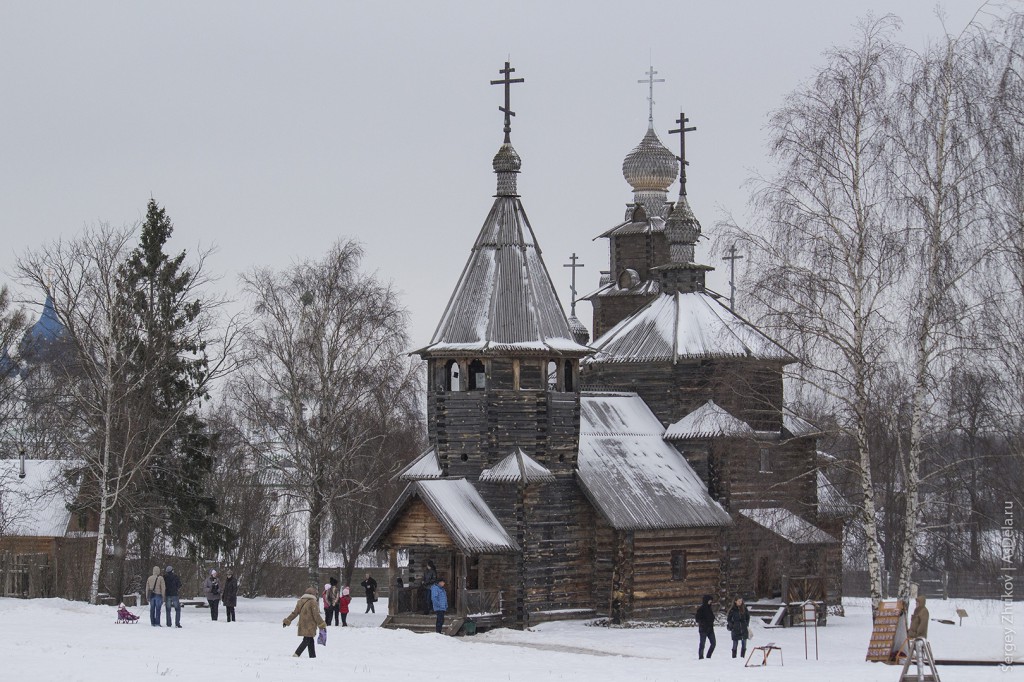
[164, 565, 182, 628]
[361, 573, 378, 613]
[222, 570, 239, 622]
[695, 594, 716, 659]
[421, 560, 437, 615]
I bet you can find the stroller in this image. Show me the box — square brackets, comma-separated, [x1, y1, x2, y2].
[115, 603, 140, 624]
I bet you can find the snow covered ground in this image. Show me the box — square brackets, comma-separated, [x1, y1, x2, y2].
[0, 596, 1018, 681]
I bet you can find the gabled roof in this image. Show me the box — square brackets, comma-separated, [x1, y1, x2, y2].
[664, 400, 755, 440]
[577, 392, 732, 530]
[817, 471, 854, 518]
[363, 479, 519, 555]
[0, 459, 75, 537]
[393, 447, 443, 481]
[739, 507, 837, 544]
[783, 409, 822, 438]
[416, 146, 589, 358]
[597, 215, 667, 239]
[583, 292, 795, 364]
[479, 447, 555, 484]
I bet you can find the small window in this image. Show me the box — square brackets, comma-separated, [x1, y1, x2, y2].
[468, 359, 485, 390]
[670, 550, 687, 581]
[546, 360, 558, 390]
[759, 448, 772, 474]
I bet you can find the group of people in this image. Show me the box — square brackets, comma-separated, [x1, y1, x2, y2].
[694, 595, 752, 660]
[143, 565, 239, 627]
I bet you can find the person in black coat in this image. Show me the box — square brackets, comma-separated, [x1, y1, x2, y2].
[695, 594, 716, 659]
[726, 597, 751, 659]
[421, 560, 437, 615]
[222, 570, 239, 622]
[164, 565, 182, 628]
[361, 573, 378, 614]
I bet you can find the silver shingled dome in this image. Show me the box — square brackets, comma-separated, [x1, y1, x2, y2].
[622, 125, 677, 192]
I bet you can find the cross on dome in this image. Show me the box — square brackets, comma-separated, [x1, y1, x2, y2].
[638, 66, 665, 125]
[669, 112, 697, 196]
[490, 61, 525, 143]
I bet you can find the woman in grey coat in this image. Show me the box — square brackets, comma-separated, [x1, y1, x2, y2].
[203, 569, 222, 621]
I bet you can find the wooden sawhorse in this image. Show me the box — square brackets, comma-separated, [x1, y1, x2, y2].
[745, 643, 783, 667]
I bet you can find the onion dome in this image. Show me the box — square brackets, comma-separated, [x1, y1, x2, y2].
[622, 125, 677, 193]
[493, 142, 521, 196]
[567, 314, 590, 346]
[665, 195, 702, 264]
[622, 125, 677, 218]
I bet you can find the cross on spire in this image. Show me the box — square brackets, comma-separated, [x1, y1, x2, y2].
[638, 66, 665, 125]
[490, 61, 525, 144]
[563, 253, 585, 316]
[669, 112, 697, 196]
[722, 243, 745, 311]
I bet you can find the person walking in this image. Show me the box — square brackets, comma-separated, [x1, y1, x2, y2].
[283, 586, 327, 659]
[430, 577, 448, 634]
[339, 586, 351, 626]
[145, 566, 166, 627]
[203, 569, 222, 621]
[164, 565, 182, 628]
[222, 569, 239, 622]
[695, 594, 717, 659]
[361, 573, 378, 614]
[727, 597, 751, 659]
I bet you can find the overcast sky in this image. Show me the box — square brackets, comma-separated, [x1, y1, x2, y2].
[0, 1, 986, 346]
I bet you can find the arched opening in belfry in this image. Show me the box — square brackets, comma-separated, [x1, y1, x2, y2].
[444, 359, 460, 391]
[564, 359, 575, 392]
[547, 360, 558, 390]
[468, 359, 486, 390]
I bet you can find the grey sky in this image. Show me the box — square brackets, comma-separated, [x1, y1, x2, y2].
[0, 1, 984, 346]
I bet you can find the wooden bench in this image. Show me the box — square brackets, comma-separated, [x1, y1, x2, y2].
[745, 643, 783, 667]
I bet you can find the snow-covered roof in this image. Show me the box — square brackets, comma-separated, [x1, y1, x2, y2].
[577, 392, 732, 530]
[0, 459, 74, 537]
[393, 447, 443, 481]
[479, 447, 555, 484]
[597, 215, 667, 239]
[739, 507, 837, 544]
[583, 292, 795, 364]
[817, 471, 853, 518]
[783, 409, 821, 438]
[416, 158, 590, 358]
[664, 400, 755, 440]
[363, 479, 519, 555]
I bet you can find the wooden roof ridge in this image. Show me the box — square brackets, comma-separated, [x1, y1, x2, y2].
[479, 446, 555, 484]
[664, 399, 755, 440]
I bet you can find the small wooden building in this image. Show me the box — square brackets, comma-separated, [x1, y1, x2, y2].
[0, 458, 96, 599]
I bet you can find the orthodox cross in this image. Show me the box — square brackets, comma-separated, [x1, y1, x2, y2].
[722, 243, 744, 311]
[669, 112, 697, 196]
[563, 253, 585, 316]
[638, 66, 665, 125]
[490, 61, 525, 143]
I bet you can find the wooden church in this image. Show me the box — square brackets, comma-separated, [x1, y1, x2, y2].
[364, 63, 847, 633]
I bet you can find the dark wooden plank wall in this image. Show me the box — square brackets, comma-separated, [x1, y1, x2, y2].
[620, 528, 723, 621]
[583, 359, 786, 433]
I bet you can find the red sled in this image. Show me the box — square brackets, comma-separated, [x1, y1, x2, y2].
[116, 604, 140, 624]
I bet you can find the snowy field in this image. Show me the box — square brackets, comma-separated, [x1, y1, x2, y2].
[0, 596, 1019, 681]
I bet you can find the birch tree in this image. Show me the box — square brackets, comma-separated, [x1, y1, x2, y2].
[232, 240, 421, 587]
[722, 17, 904, 605]
[887, 26, 993, 597]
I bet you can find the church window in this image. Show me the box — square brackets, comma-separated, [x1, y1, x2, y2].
[546, 360, 558, 390]
[468, 359, 485, 390]
[670, 550, 687, 581]
[445, 360, 460, 391]
[759, 448, 772, 474]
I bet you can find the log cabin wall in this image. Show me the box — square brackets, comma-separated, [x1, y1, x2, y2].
[611, 232, 667, 288]
[582, 359, 785, 432]
[589, 515, 615, 616]
[716, 437, 817, 514]
[591, 294, 658, 340]
[617, 528, 723, 621]
[818, 518, 845, 605]
[520, 481, 594, 621]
